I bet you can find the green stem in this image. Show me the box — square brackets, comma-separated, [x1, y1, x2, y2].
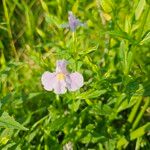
[31, 115, 48, 130]
[132, 97, 150, 130]
[56, 94, 60, 106]
[72, 32, 78, 70]
[2, 0, 18, 59]
[127, 83, 144, 124]
[135, 138, 142, 150]
[128, 96, 142, 123]
[72, 32, 76, 53]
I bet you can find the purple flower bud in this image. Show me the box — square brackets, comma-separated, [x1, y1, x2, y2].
[68, 11, 81, 31]
[61, 11, 85, 32]
[41, 60, 84, 94]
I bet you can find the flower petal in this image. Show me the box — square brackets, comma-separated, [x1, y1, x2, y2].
[56, 60, 68, 74]
[41, 71, 56, 91]
[54, 80, 67, 94]
[68, 72, 84, 91]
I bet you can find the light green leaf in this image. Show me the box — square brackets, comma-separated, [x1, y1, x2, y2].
[79, 45, 98, 55]
[107, 30, 134, 42]
[135, 0, 146, 20]
[127, 51, 133, 72]
[130, 122, 150, 140]
[0, 112, 28, 131]
[99, 0, 114, 12]
[140, 31, 150, 44]
[49, 116, 69, 131]
[69, 100, 81, 112]
[117, 122, 150, 148]
[40, 0, 49, 13]
[117, 85, 144, 113]
[76, 90, 106, 99]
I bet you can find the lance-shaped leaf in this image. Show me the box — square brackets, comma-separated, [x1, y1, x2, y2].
[0, 112, 28, 131]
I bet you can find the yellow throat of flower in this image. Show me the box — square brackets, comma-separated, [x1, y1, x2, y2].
[57, 73, 65, 80]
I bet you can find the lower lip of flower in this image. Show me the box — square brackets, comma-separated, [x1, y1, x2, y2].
[57, 73, 65, 80]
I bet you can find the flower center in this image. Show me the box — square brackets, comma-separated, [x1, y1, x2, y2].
[57, 73, 65, 80]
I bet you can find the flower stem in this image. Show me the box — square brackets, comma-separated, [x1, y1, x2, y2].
[72, 32, 76, 53]
[72, 32, 78, 69]
[132, 97, 150, 130]
[127, 96, 142, 124]
[56, 94, 60, 105]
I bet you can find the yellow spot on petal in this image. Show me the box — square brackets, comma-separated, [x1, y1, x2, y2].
[57, 73, 65, 80]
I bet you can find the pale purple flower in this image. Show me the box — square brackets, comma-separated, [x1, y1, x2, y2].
[61, 11, 85, 32]
[41, 60, 84, 94]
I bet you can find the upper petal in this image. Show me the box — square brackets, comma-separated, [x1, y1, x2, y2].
[68, 72, 84, 91]
[56, 60, 68, 74]
[41, 71, 56, 91]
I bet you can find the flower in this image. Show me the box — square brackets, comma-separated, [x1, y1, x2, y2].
[41, 60, 84, 94]
[61, 11, 85, 32]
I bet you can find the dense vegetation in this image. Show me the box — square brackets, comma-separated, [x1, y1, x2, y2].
[0, 0, 150, 149]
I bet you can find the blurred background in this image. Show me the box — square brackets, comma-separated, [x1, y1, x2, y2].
[0, 0, 150, 149]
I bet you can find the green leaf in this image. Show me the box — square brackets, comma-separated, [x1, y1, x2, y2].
[0, 128, 13, 145]
[0, 112, 28, 131]
[40, 0, 49, 13]
[127, 51, 133, 71]
[76, 90, 107, 99]
[99, 0, 114, 12]
[28, 92, 42, 100]
[140, 31, 150, 44]
[132, 97, 149, 130]
[127, 85, 144, 123]
[107, 30, 135, 43]
[90, 102, 113, 116]
[1, 142, 16, 150]
[69, 100, 81, 112]
[130, 122, 150, 140]
[117, 122, 150, 148]
[79, 45, 98, 55]
[49, 116, 69, 131]
[117, 85, 144, 113]
[124, 16, 131, 34]
[135, 0, 146, 20]
[119, 40, 126, 61]
[72, 0, 79, 13]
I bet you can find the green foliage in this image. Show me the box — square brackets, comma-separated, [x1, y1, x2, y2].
[0, 112, 28, 131]
[0, 0, 150, 149]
